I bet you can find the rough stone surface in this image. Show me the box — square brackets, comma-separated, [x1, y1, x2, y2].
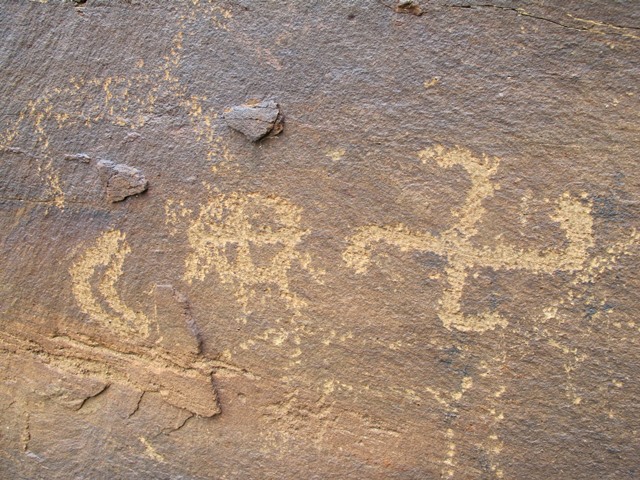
[97, 160, 148, 203]
[1, 0, 640, 479]
[223, 100, 283, 141]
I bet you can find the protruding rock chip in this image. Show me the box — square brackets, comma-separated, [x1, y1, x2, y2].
[64, 153, 91, 163]
[395, 0, 422, 16]
[153, 284, 202, 360]
[97, 160, 148, 203]
[223, 100, 283, 142]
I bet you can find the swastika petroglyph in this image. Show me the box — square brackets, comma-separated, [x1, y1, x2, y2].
[184, 192, 321, 316]
[343, 145, 600, 333]
[70, 230, 150, 337]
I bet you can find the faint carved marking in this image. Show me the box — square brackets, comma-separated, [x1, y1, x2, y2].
[479, 361, 507, 479]
[573, 230, 640, 285]
[326, 148, 346, 161]
[423, 77, 440, 89]
[548, 338, 587, 406]
[343, 145, 598, 332]
[7, 223, 252, 416]
[70, 230, 150, 337]
[165, 199, 193, 236]
[139, 437, 165, 463]
[427, 375, 473, 479]
[184, 192, 321, 315]
[0, 4, 234, 207]
[189, 0, 233, 30]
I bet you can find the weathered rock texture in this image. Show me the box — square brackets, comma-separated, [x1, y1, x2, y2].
[97, 159, 148, 203]
[223, 100, 283, 141]
[1, 1, 639, 479]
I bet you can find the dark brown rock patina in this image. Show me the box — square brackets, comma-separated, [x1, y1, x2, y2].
[1, 1, 639, 478]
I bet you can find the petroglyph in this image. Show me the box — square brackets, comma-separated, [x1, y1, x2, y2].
[70, 230, 150, 337]
[0, 3, 233, 207]
[339, 145, 638, 477]
[34, 228, 252, 416]
[344, 145, 604, 333]
[426, 375, 473, 479]
[139, 437, 165, 463]
[184, 192, 321, 316]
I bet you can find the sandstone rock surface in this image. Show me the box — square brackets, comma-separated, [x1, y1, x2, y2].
[223, 100, 283, 142]
[1, 1, 639, 479]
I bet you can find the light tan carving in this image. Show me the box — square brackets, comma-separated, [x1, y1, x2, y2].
[344, 145, 596, 333]
[184, 192, 321, 315]
[0, 4, 233, 208]
[70, 230, 149, 337]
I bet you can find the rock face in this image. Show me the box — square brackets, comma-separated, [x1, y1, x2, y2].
[1, 1, 640, 479]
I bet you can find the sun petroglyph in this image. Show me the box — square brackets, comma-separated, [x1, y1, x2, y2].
[70, 230, 149, 337]
[343, 145, 627, 333]
[184, 192, 322, 316]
